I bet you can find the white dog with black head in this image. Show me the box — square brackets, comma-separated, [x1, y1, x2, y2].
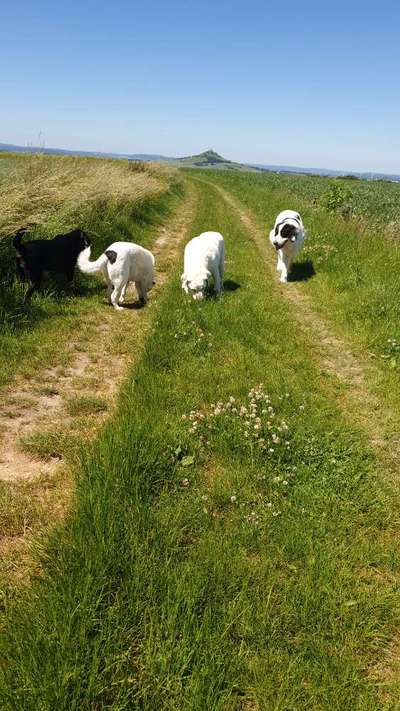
[181, 231, 224, 301]
[269, 210, 305, 283]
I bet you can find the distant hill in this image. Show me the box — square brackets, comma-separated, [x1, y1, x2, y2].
[0, 142, 398, 181]
[170, 149, 262, 172]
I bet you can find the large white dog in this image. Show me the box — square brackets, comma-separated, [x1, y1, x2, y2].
[181, 231, 224, 301]
[78, 241, 155, 310]
[269, 210, 305, 283]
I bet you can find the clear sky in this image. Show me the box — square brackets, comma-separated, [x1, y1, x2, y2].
[1, 0, 400, 173]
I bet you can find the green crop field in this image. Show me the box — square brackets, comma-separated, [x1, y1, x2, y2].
[1, 156, 400, 709]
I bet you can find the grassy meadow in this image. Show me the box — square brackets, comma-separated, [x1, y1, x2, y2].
[1, 156, 400, 708]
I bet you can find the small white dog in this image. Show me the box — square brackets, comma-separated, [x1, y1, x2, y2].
[269, 210, 305, 283]
[181, 231, 225, 301]
[78, 241, 155, 310]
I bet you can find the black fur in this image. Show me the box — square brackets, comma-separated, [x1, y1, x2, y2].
[105, 249, 117, 264]
[280, 223, 297, 240]
[13, 227, 91, 301]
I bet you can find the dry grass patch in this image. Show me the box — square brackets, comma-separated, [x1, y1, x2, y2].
[0, 152, 172, 235]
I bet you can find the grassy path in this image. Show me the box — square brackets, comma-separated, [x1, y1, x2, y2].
[194, 177, 400, 484]
[0, 182, 196, 591]
[1, 177, 400, 709]
[193, 170, 400, 474]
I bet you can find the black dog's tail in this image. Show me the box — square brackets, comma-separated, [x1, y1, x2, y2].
[13, 226, 30, 252]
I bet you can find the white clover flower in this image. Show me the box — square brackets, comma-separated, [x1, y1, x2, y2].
[181, 478, 189, 487]
[230, 495, 237, 503]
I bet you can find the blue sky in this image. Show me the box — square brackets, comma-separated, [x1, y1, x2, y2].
[1, 0, 400, 172]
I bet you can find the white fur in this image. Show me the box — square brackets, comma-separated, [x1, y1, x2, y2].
[181, 231, 225, 301]
[269, 210, 305, 283]
[78, 241, 155, 310]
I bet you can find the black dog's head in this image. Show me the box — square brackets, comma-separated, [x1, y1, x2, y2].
[66, 229, 91, 250]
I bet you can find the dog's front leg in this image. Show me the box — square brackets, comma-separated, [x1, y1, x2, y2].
[279, 256, 289, 283]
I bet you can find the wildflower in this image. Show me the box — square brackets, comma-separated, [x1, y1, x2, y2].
[181, 478, 189, 487]
[201, 494, 208, 501]
[230, 495, 237, 503]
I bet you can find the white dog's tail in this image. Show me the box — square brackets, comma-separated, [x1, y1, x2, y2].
[77, 246, 108, 275]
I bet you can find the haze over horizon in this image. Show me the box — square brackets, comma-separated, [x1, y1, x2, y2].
[2, 1, 400, 174]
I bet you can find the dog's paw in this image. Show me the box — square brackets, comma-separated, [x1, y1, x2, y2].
[279, 276, 288, 284]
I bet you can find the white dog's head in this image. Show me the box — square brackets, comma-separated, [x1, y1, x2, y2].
[271, 221, 300, 250]
[181, 271, 210, 301]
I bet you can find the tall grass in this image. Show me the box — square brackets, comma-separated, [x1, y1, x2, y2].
[0, 152, 174, 235]
[1, 179, 399, 709]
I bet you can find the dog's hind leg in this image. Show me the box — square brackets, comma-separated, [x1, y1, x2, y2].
[104, 273, 113, 304]
[213, 268, 222, 295]
[110, 282, 124, 310]
[135, 281, 148, 305]
[219, 260, 224, 292]
[24, 281, 39, 302]
[24, 270, 42, 302]
[120, 282, 128, 303]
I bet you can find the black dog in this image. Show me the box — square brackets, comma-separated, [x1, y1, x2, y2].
[13, 227, 91, 301]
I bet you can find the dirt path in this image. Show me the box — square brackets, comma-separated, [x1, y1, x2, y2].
[0, 183, 197, 483]
[208, 180, 399, 480]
